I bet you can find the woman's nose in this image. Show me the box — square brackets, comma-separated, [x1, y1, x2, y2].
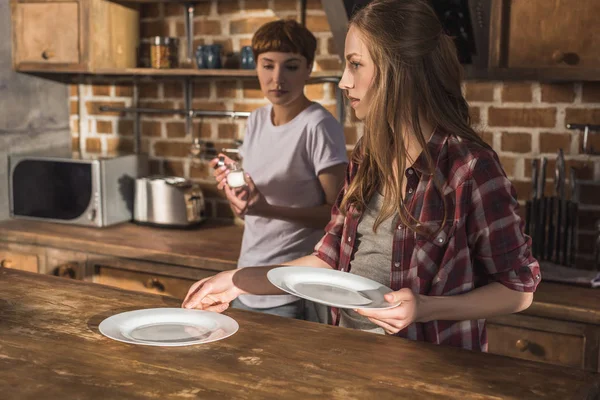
[274, 66, 285, 84]
[339, 68, 353, 89]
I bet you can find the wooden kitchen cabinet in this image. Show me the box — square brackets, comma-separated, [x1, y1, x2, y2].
[44, 248, 87, 280]
[488, 0, 600, 80]
[93, 266, 197, 299]
[86, 257, 214, 300]
[488, 314, 600, 372]
[0, 242, 44, 273]
[10, 0, 139, 73]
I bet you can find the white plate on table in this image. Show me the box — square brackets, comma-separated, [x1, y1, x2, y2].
[267, 266, 401, 310]
[99, 308, 238, 347]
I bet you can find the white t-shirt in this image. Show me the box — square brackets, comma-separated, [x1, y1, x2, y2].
[237, 102, 348, 308]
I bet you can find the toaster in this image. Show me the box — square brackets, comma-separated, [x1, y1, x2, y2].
[134, 176, 206, 227]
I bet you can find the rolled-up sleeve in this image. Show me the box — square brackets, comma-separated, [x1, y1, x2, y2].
[466, 151, 541, 292]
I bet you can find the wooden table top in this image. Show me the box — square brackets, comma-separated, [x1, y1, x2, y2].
[1, 268, 599, 400]
[0, 219, 243, 272]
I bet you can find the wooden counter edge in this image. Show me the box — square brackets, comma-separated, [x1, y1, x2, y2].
[0, 226, 238, 273]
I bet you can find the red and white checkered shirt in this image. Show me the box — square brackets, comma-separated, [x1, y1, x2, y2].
[313, 129, 541, 351]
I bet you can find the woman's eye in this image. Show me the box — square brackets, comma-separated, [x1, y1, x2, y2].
[286, 65, 299, 71]
[263, 65, 274, 70]
[350, 61, 360, 69]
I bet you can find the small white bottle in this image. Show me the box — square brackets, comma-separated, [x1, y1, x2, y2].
[226, 163, 246, 188]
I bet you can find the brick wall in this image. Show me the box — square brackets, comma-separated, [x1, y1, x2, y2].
[68, 0, 600, 269]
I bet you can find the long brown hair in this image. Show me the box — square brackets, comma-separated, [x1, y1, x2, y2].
[340, 0, 489, 233]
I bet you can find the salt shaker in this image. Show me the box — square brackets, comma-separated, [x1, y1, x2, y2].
[226, 163, 246, 188]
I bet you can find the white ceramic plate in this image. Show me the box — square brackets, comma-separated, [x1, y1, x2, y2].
[98, 308, 239, 347]
[267, 266, 401, 310]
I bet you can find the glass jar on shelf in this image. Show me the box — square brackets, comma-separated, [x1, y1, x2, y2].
[150, 37, 179, 69]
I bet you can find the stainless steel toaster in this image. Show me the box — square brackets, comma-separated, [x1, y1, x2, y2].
[133, 176, 205, 227]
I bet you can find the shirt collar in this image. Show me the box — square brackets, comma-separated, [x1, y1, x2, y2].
[410, 128, 447, 176]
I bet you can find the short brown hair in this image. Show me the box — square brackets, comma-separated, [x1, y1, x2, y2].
[251, 19, 317, 66]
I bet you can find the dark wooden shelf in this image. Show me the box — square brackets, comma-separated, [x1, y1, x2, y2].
[17, 66, 342, 83]
[17, 65, 600, 83]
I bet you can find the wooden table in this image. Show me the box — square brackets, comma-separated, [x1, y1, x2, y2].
[1, 268, 598, 400]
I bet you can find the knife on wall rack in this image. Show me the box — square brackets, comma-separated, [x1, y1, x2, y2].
[537, 157, 548, 259]
[554, 150, 566, 264]
[530, 159, 539, 257]
[546, 165, 556, 261]
[566, 168, 579, 267]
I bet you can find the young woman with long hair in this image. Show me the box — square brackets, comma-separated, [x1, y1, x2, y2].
[183, 0, 540, 351]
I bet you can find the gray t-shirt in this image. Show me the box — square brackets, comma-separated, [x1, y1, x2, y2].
[237, 102, 348, 308]
[339, 192, 394, 334]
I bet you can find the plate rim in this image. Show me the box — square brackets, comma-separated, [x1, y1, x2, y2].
[98, 307, 239, 347]
[267, 266, 401, 310]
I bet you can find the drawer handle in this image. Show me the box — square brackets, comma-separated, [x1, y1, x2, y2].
[515, 339, 530, 352]
[144, 278, 165, 292]
[551, 50, 579, 66]
[1, 259, 14, 269]
[41, 50, 54, 60]
[55, 264, 76, 279]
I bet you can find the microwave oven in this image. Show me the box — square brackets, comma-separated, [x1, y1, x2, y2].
[9, 152, 147, 227]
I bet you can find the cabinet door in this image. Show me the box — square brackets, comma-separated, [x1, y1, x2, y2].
[495, 0, 600, 69]
[44, 248, 87, 280]
[0, 248, 39, 273]
[93, 265, 203, 300]
[12, 2, 80, 66]
[487, 323, 585, 368]
[486, 314, 600, 371]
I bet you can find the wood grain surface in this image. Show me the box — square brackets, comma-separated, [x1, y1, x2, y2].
[0, 219, 243, 272]
[0, 268, 598, 400]
[2, 220, 600, 326]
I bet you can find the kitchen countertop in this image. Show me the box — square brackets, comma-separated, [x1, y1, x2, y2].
[0, 219, 243, 272]
[1, 219, 600, 326]
[1, 267, 599, 400]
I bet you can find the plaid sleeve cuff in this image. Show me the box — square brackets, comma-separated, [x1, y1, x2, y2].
[491, 262, 541, 292]
[312, 249, 338, 270]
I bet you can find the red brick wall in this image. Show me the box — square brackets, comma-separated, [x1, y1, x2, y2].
[69, 1, 600, 268]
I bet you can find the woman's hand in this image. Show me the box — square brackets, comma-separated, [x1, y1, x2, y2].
[209, 153, 236, 190]
[224, 175, 270, 217]
[182, 270, 242, 312]
[356, 288, 422, 335]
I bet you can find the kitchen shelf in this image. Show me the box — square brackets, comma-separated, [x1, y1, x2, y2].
[61, 68, 342, 83]
[94, 68, 342, 82]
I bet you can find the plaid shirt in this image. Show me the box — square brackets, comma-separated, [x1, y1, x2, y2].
[313, 129, 541, 351]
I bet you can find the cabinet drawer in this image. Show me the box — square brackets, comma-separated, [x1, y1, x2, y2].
[487, 323, 585, 369]
[94, 266, 197, 300]
[0, 249, 38, 273]
[14, 2, 80, 64]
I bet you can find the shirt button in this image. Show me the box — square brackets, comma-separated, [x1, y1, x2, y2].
[408, 188, 413, 194]
[535, 274, 541, 280]
[397, 225, 402, 230]
[347, 236, 351, 242]
[407, 169, 414, 175]
[437, 237, 444, 244]
[394, 262, 400, 268]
